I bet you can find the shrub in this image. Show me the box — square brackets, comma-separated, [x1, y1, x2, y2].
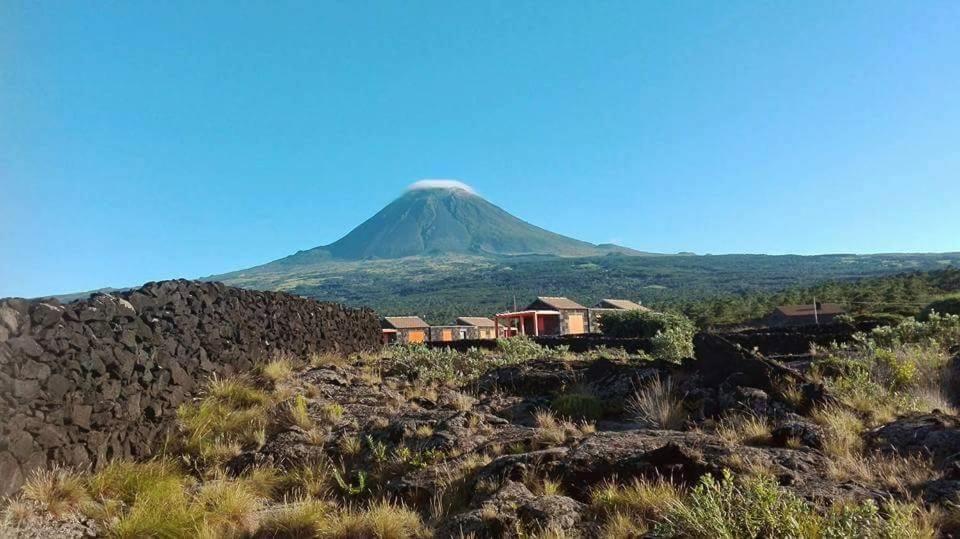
[496, 336, 550, 361]
[626, 375, 686, 429]
[601, 311, 695, 362]
[386, 339, 548, 383]
[866, 312, 960, 349]
[813, 338, 953, 420]
[551, 391, 604, 421]
[659, 470, 816, 538]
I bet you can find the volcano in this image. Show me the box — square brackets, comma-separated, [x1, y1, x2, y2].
[256, 181, 642, 269]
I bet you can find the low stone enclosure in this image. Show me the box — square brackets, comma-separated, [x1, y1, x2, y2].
[0, 280, 381, 496]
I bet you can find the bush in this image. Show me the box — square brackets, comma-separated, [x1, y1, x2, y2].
[551, 392, 603, 421]
[385, 344, 490, 383]
[386, 337, 555, 383]
[495, 336, 550, 361]
[600, 311, 695, 362]
[866, 312, 960, 349]
[658, 470, 931, 538]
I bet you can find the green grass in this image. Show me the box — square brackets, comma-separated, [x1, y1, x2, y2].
[551, 392, 604, 421]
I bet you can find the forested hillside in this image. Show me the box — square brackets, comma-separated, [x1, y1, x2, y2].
[216, 252, 960, 325]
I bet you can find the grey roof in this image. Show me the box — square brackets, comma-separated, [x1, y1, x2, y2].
[382, 316, 430, 329]
[456, 316, 496, 327]
[595, 299, 646, 310]
[529, 296, 587, 310]
[775, 303, 846, 317]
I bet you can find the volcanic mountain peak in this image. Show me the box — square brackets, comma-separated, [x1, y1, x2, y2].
[230, 182, 645, 275]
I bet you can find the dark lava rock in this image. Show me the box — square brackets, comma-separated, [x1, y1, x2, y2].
[870, 412, 960, 465]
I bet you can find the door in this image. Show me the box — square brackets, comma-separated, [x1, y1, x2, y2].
[567, 313, 585, 334]
[441, 329, 453, 342]
[408, 330, 426, 343]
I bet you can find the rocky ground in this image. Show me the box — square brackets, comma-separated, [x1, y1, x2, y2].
[4, 328, 960, 538]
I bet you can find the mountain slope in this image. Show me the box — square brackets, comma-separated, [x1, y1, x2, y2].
[261, 185, 643, 270]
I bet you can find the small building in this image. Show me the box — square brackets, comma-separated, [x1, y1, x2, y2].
[590, 298, 649, 332]
[381, 316, 430, 344]
[495, 296, 590, 337]
[594, 299, 647, 311]
[456, 317, 497, 339]
[429, 325, 474, 342]
[764, 303, 846, 327]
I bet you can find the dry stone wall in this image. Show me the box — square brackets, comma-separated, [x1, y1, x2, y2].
[0, 279, 381, 496]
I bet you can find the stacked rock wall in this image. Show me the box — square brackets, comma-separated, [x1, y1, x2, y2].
[0, 279, 381, 496]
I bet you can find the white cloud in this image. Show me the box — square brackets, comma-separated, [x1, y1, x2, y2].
[407, 179, 476, 194]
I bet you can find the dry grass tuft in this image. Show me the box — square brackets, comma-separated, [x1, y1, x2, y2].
[446, 392, 475, 412]
[21, 466, 90, 518]
[600, 511, 650, 539]
[287, 394, 313, 430]
[242, 466, 284, 500]
[309, 351, 350, 368]
[827, 452, 936, 494]
[255, 498, 330, 537]
[3, 499, 35, 527]
[261, 355, 296, 383]
[326, 500, 427, 538]
[716, 413, 773, 446]
[414, 424, 435, 438]
[339, 434, 363, 457]
[196, 479, 261, 536]
[811, 404, 864, 459]
[319, 403, 345, 423]
[591, 476, 682, 522]
[626, 375, 687, 429]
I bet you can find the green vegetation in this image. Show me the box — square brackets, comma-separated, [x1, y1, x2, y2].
[661, 470, 932, 538]
[601, 310, 695, 361]
[212, 247, 960, 326]
[175, 377, 273, 468]
[670, 266, 960, 327]
[384, 336, 553, 383]
[551, 391, 604, 421]
[812, 313, 960, 421]
[590, 471, 936, 538]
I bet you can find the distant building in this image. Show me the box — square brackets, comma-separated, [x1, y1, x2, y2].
[429, 325, 473, 342]
[590, 298, 649, 333]
[381, 316, 430, 344]
[594, 299, 647, 311]
[495, 296, 590, 337]
[456, 317, 497, 339]
[764, 303, 846, 327]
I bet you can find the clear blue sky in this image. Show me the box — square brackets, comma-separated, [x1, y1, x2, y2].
[2, 1, 959, 298]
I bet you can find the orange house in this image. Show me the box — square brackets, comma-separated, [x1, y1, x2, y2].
[495, 296, 589, 337]
[381, 316, 430, 344]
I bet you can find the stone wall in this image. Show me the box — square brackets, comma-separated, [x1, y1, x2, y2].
[0, 279, 381, 496]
